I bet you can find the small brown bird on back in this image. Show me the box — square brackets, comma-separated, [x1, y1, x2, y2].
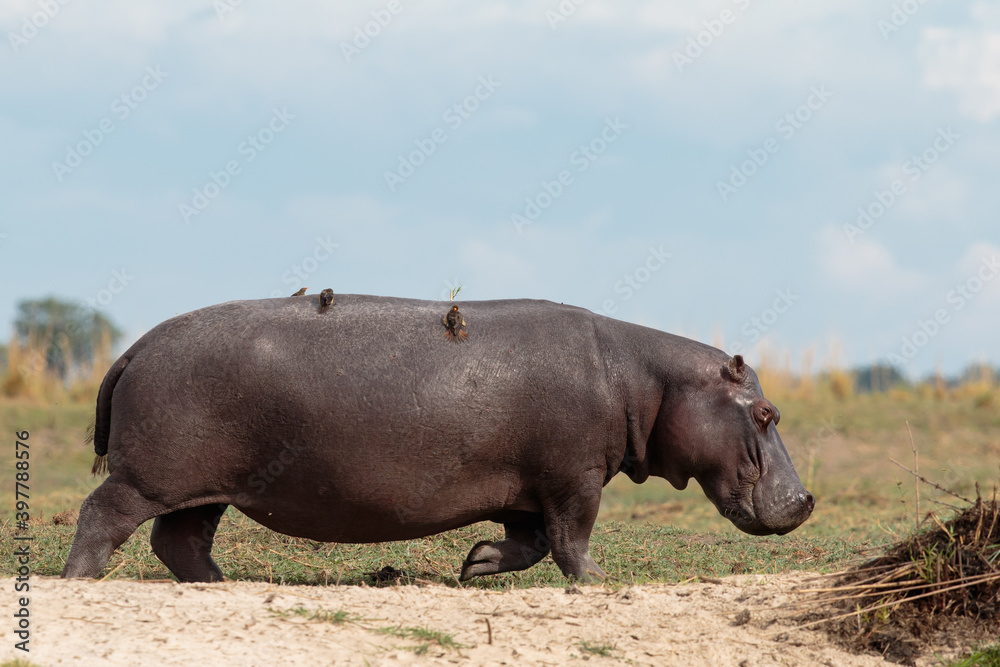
[290, 288, 308, 297]
[443, 305, 467, 342]
[319, 288, 334, 312]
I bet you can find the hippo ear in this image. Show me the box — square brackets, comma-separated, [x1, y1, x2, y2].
[727, 355, 746, 383]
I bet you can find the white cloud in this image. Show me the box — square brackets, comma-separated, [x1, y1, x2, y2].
[956, 240, 1000, 273]
[954, 241, 1000, 309]
[818, 226, 924, 296]
[920, 17, 1000, 122]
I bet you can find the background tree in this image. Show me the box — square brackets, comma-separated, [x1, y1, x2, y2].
[852, 363, 908, 393]
[13, 297, 123, 379]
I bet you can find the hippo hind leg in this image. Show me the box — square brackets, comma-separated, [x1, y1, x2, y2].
[150, 503, 229, 583]
[62, 476, 163, 579]
[460, 514, 550, 581]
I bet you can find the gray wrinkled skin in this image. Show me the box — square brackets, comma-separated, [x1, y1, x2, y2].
[61, 295, 814, 583]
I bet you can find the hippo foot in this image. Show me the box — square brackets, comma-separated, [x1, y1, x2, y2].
[460, 541, 502, 580]
[567, 555, 607, 583]
[460, 536, 549, 581]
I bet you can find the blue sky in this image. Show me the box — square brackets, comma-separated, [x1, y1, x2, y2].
[2, 0, 998, 379]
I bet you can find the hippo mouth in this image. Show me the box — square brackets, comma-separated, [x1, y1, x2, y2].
[718, 477, 814, 536]
[719, 495, 776, 536]
[724, 480, 815, 535]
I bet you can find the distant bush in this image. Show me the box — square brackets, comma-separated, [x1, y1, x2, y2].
[953, 362, 996, 387]
[853, 364, 909, 393]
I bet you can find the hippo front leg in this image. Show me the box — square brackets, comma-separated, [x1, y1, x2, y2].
[460, 514, 549, 580]
[542, 470, 607, 582]
[460, 470, 608, 583]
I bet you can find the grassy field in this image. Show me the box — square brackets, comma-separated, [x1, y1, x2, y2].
[1, 385, 998, 586]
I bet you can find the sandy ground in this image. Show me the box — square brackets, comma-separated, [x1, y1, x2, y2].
[1, 573, 932, 666]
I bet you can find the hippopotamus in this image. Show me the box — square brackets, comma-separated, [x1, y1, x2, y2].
[62, 295, 814, 583]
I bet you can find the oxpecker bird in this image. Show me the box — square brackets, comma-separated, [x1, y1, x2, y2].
[319, 288, 334, 312]
[443, 305, 467, 342]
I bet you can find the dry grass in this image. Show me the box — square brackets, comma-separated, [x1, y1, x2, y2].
[821, 492, 998, 616]
[1, 331, 109, 404]
[789, 486, 1000, 664]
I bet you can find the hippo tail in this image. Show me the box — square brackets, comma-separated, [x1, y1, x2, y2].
[88, 355, 130, 476]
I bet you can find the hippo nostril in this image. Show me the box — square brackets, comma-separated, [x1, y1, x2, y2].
[803, 492, 815, 511]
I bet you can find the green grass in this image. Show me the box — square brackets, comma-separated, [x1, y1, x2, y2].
[376, 625, 464, 654]
[945, 644, 1000, 667]
[578, 641, 619, 658]
[0, 510, 867, 586]
[269, 606, 358, 625]
[266, 605, 460, 655]
[0, 403, 100, 521]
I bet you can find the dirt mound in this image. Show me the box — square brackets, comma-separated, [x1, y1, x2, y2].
[810, 495, 999, 664]
[51, 509, 79, 526]
[1, 573, 906, 666]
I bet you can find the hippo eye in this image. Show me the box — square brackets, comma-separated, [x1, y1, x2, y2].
[754, 403, 777, 429]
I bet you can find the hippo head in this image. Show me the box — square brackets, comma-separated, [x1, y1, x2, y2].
[647, 354, 814, 536]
